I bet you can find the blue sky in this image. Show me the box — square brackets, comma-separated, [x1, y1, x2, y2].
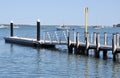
[0, 0, 120, 26]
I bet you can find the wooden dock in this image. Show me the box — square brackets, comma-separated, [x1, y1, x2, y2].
[4, 21, 120, 61]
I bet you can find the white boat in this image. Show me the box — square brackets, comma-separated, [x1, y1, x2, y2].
[56, 24, 70, 30]
[93, 26, 104, 29]
[0, 25, 8, 29]
[14, 26, 19, 28]
[0, 25, 19, 29]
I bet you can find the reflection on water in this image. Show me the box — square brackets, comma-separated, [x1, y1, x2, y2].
[0, 41, 120, 78]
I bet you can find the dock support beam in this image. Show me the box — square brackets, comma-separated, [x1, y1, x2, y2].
[37, 19, 40, 41]
[10, 21, 13, 37]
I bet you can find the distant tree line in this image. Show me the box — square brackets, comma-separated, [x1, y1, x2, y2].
[113, 24, 120, 27]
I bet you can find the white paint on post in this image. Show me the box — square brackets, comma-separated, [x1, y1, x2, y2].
[37, 19, 40, 22]
[11, 21, 13, 23]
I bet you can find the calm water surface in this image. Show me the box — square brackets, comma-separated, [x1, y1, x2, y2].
[0, 25, 120, 78]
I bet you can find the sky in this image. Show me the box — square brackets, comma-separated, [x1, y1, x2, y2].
[0, 0, 120, 26]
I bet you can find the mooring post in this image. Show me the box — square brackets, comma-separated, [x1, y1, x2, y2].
[93, 32, 96, 44]
[10, 21, 13, 37]
[37, 19, 40, 41]
[112, 33, 117, 61]
[104, 32, 107, 45]
[95, 32, 100, 58]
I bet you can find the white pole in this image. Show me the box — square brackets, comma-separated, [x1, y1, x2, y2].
[85, 7, 88, 38]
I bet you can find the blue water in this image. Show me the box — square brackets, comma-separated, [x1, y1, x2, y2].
[0, 25, 120, 78]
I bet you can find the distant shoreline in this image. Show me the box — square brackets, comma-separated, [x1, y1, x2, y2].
[0, 24, 33, 26]
[0, 24, 113, 27]
[0, 24, 81, 27]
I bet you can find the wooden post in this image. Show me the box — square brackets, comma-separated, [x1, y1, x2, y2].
[90, 33, 93, 43]
[68, 32, 72, 53]
[74, 32, 76, 44]
[77, 33, 82, 54]
[112, 33, 117, 61]
[113, 54, 116, 61]
[95, 33, 100, 58]
[10, 21, 13, 37]
[74, 32, 79, 54]
[112, 33, 117, 54]
[76, 32, 79, 47]
[119, 35, 120, 47]
[93, 32, 96, 44]
[37, 19, 40, 41]
[116, 32, 119, 46]
[104, 32, 107, 45]
[44, 32, 46, 43]
[85, 32, 89, 56]
[67, 32, 70, 47]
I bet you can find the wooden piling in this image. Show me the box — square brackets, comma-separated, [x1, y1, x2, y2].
[10, 21, 13, 37]
[85, 33, 89, 56]
[93, 32, 96, 44]
[76, 32, 79, 47]
[112, 33, 117, 54]
[74, 32, 76, 44]
[69, 45, 73, 54]
[104, 32, 107, 45]
[74, 32, 78, 54]
[74, 32, 79, 54]
[37, 19, 40, 41]
[113, 54, 116, 61]
[112, 33, 117, 61]
[95, 33, 100, 58]
[76, 33, 83, 54]
[103, 50, 107, 59]
[116, 32, 119, 46]
[67, 32, 70, 47]
[67, 32, 72, 53]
